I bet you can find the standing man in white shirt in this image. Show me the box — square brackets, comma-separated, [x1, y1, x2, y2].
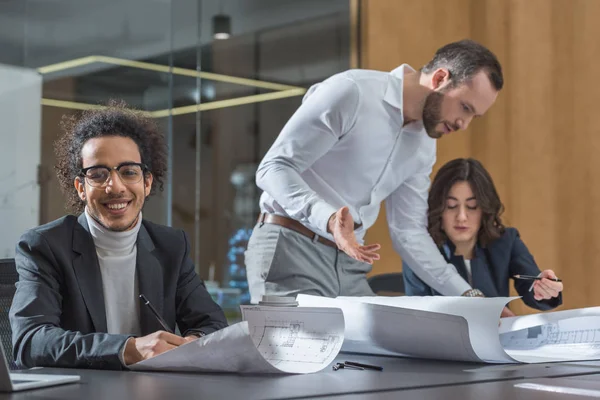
[245, 40, 503, 303]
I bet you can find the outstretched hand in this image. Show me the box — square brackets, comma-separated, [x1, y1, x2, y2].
[327, 206, 381, 264]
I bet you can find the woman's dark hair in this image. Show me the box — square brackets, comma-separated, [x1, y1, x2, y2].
[428, 158, 505, 247]
[54, 100, 167, 213]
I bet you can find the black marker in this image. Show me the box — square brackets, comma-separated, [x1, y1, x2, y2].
[344, 361, 383, 371]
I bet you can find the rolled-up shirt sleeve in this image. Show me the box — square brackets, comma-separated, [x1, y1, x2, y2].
[385, 151, 472, 296]
[255, 75, 360, 233]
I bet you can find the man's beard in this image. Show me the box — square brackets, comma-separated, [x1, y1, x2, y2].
[422, 91, 444, 139]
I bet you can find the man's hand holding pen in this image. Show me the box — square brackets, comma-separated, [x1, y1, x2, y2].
[123, 294, 200, 366]
[123, 331, 196, 365]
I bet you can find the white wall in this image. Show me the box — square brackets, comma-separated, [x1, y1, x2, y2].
[0, 64, 42, 257]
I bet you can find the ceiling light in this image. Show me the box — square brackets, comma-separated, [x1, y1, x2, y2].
[212, 14, 231, 40]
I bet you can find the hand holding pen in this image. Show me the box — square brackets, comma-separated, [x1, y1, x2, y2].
[140, 294, 173, 333]
[139, 294, 204, 340]
[514, 269, 563, 301]
[122, 295, 197, 366]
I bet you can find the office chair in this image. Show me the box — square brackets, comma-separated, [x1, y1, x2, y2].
[0, 259, 18, 370]
[367, 272, 405, 296]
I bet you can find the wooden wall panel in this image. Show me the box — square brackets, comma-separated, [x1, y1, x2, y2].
[362, 0, 474, 274]
[573, 0, 600, 308]
[469, 0, 510, 215]
[362, 0, 600, 312]
[504, 0, 559, 314]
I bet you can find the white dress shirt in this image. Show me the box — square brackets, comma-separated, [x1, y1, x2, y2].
[256, 65, 471, 296]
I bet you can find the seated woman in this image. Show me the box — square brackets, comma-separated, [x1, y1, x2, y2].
[403, 158, 563, 314]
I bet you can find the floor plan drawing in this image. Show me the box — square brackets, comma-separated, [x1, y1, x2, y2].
[245, 311, 344, 365]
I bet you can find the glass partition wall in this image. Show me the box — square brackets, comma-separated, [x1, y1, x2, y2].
[0, 0, 352, 321]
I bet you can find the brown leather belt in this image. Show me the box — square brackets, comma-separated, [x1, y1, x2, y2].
[257, 213, 337, 249]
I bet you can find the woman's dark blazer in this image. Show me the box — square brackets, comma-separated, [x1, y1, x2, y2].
[403, 227, 562, 311]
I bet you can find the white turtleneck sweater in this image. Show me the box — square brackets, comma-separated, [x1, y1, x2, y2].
[85, 208, 142, 337]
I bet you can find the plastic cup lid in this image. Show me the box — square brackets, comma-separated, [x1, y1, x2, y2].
[258, 295, 299, 306]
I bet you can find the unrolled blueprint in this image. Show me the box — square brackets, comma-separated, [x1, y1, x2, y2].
[297, 294, 514, 363]
[499, 308, 600, 363]
[297, 295, 600, 364]
[129, 306, 344, 374]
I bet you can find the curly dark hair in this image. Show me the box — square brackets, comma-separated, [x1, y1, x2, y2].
[428, 158, 505, 247]
[54, 100, 167, 213]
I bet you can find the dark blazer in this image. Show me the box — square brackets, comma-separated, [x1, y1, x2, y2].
[9, 214, 228, 370]
[403, 227, 562, 311]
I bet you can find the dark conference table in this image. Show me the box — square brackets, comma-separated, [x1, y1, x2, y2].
[5, 355, 600, 400]
[328, 374, 600, 400]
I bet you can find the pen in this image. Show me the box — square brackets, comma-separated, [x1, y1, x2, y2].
[513, 274, 562, 282]
[139, 294, 173, 333]
[344, 361, 383, 371]
[332, 362, 364, 371]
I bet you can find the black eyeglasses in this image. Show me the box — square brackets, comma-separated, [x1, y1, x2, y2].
[80, 162, 148, 188]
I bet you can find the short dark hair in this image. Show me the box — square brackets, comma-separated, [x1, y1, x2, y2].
[428, 158, 505, 247]
[54, 100, 167, 213]
[421, 39, 503, 91]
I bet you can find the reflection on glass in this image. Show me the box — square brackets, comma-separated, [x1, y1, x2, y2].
[0, 0, 351, 318]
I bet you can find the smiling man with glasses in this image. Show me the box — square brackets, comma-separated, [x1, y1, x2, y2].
[76, 160, 150, 232]
[9, 101, 227, 370]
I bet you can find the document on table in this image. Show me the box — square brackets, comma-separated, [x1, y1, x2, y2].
[499, 307, 600, 363]
[297, 294, 515, 363]
[297, 295, 600, 364]
[129, 306, 344, 374]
